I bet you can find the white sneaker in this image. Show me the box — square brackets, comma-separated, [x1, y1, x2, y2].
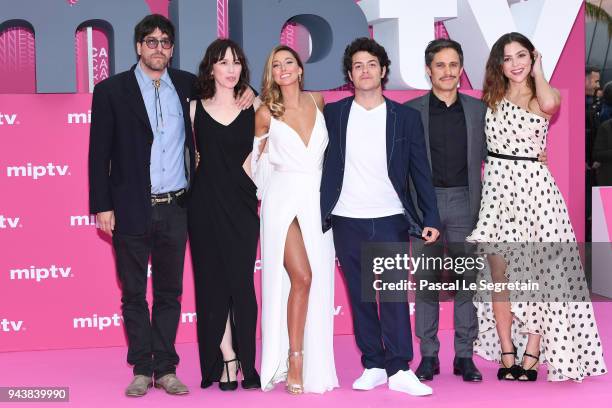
[388, 369, 433, 396]
[352, 368, 388, 390]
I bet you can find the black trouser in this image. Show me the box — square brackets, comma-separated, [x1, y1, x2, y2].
[112, 201, 187, 378]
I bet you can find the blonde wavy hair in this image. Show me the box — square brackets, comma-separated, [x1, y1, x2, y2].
[261, 45, 304, 119]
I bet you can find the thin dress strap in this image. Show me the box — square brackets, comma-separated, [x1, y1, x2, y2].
[308, 92, 318, 110]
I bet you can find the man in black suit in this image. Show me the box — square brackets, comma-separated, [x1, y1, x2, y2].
[405, 39, 486, 383]
[88, 14, 253, 397]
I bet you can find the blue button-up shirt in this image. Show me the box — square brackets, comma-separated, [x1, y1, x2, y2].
[135, 62, 187, 194]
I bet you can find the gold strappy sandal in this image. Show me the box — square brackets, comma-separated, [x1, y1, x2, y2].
[286, 350, 304, 395]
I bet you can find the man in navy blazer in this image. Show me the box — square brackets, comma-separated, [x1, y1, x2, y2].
[321, 38, 441, 396]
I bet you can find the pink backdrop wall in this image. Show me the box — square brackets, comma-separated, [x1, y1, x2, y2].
[0, 1, 589, 352]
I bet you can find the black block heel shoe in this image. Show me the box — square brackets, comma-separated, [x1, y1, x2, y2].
[497, 344, 522, 381]
[517, 352, 540, 382]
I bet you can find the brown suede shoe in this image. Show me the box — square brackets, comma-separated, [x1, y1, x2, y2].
[125, 375, 152, 397]
[154, 373, 189, 395]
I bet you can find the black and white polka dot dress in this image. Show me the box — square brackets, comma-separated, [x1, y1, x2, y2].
[466, 99, 607, 381]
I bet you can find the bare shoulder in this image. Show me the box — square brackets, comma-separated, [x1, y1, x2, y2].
[255, 104, 272, 135]
[310, 92, 325, 112]
[255, 104, 272, 121]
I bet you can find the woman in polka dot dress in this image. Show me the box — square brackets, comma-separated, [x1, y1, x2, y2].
[466, 32, 607, 382]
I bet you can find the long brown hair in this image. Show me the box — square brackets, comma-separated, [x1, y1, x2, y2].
[261, 45, 304, 119]
[196, 38, 249, 100]
[482, 32, 537, 111]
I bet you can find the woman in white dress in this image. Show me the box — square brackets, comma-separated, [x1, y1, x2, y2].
[467, 32, 607, 382]
[252, 45, 338, 394]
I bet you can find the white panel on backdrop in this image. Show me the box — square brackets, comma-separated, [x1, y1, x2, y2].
[358, 0, 457, 89]
[526, 1, 583, 81]
[509, 0, 544, 36]
[592, 187, 612, 298]
[361, 0, 582, 90]
[444, 0, 583, 89]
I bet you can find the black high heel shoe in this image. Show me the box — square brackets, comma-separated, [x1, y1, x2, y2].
[497, 344, 522, 381]
[518, 352, 540, 382]
[219, 358, 240, 391]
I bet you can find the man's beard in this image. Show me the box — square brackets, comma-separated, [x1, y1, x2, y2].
[142, 54, 168, 71]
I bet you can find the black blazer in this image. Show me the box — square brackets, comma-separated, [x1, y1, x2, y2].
[88, 65, 197, 234]
[404, 92, 487, 227]
[320, 96, 441, 236]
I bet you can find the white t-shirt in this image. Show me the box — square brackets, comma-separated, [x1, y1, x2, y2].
[331, 101, 405, 218]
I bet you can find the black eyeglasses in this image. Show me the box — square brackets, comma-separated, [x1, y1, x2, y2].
[142, 38, 173, 49]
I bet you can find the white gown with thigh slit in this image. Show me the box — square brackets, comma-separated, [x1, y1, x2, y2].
[255, 95, 339, 393]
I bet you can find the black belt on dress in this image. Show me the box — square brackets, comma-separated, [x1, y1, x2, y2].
[487, 151, 538, 162]
[151, 188, 186, 205]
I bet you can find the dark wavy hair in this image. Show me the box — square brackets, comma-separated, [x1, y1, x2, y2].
[482, 32, 536, 111]
[134, 14, 175, 46]
[342, 37, 390, 88]
[196, 39, 250, 100]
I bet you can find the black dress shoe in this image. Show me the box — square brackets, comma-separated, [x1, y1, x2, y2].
[453, 357, 483, 382]
[200, 379, 213, 389]
[241, 372, 261, 390]
[415, 356, 440, 381]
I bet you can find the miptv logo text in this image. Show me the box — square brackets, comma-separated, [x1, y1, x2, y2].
[73, 312, 198, 330]
[73, 314, 123, 331]
[9, 265, 73, 282]
[6, 163, 70, 179]
[70, 215, 99, 228]
[0, 113, 19, 126]
[67, 110, 91, 124]
[0, 215, 20, 229]
[0, 318, 24, 332]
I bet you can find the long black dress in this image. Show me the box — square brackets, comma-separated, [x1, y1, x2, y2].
[188, 101, 259, 386]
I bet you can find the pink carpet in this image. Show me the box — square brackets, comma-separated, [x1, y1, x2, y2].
[1, 303, 610, 408]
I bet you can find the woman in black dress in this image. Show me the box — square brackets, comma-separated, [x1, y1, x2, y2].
[188, 38, 260, 391]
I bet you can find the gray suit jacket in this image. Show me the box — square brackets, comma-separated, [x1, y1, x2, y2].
[404, 92, 487, 228]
